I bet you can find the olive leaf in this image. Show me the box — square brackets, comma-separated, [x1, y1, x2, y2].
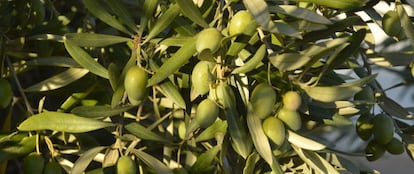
[71, 105, 136, 118]
[70, 146, 106, 174]
[24, 68, 89, 92]
[175, 0, 209, 28]
[65, 33, 132, 47]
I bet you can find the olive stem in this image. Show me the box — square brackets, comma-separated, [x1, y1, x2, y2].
[6, 56, 34, 115]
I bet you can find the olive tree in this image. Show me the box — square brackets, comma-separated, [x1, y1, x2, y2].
[1, 0, 414, 173]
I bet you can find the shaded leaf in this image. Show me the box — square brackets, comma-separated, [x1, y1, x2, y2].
[65, 33, 132, 47]
[124, 123, 171, 143]
[71, 105, 136, 118]
[70, 146, 106, 174]
[140, 0, 159, 33]
[0, 136, 36, 162]
[103, 0, 138, 33]
[397, 2, 414, 50]
[24, 68, 89, 92]
[292, 0, 367, 11]
[378, 95, 413, 119]
[269, 52, 311, 71]
[176, 0, 209, 28]
[64, 40, 109, 79]
[17, 112, 114, 133]
[232, 44, 266, 74]
[323, 113, 353, 126]
[190, 145, 221, 173]
[131, 149, 173, 174]
[26, 56, 80, 67]
[299, 83, 362, 103]
[292, 145, 339, 174]
[82, 0, 132, 35]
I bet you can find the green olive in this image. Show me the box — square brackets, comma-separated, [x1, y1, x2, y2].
[386, 138, 404, 155]
[250, 83, 276, 119]
[382, 10, 402, 37]
[195, 99, 219, 128]
[117, 156, 137, 174]
[356, 113, 374, 141]
[372, 113, 394, 145]
[44, 161, 62, 174]
[354, 86, 375, 112]
[23, 152, 45, 174]
[191, 61, 216, 95]
[124, 66, 148, 104]
[365, 140, 386, 161]
[282, 91, 302, 111]
[277, 107, 301, 131]
[262, 117, 285, 147]
[196, 28, 222, 55]
[0, 79, 12, 109]
[228, 10, 257, 36]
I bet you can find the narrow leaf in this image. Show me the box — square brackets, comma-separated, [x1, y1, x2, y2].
[157, 81, 186, 109]
[71, 105, 136, 118]
[124, 123, 171, 143]
[287, 130, 326, 151]
[176, 0, 209, 28]
[144, 4, 180, 43]
[0, 136, 36, 162]
[65, 33, 132, 47]
[292, 0, 367, 11]
[64, 39, 109, 79]
[131, 149, 173, 174]
[70, 146, 106, 174]
[195, 120, 227, 142]
[82, 0, 132, 35]
[378, 95, 413, 119]
[26, 56, 80, 67]
[103, 0, 138, 33]
[17, 112, 114, 133]
[147, 36, 197, 86]
[397, 2, 414, 50]
[269, 5, 332, 25]
[269, 52, 311, 71]
[246, 104, 273, 165]
[190, 145, 221, 173]
[299, 83, 362, 103]
[24, 68, 89, 92]
[232, 44, 266, 74]
[292, 145, 339, 174]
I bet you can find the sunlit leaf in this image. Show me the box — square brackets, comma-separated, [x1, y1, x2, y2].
[195, 120, 227, 142]
[71, 105, 136, 118]
[269, 5, 332, 24]
[144, 4, 180, 43]
[397, 2, 414, 50]
[299, 83, 362, 103]
[124, 123, 171, 143]
[176, 0, 209, 28]
[0, 136, 36, 162]
[269, 52, 311, 71]
[131, 149, 173, 174]
[287, 130, 326, 151]
[292, 145, 339, 174]
[82, 0, 132, 35]
[24, 68, 89, 92]
[292, 0, 368, 11]
[17, 112, 114, 133]
[64, 39, 109, 79]
[70, 146, 106, 174]
[65, 33, 132, 47]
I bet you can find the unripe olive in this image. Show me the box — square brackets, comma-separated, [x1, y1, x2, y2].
[282, 91, 302, 111]
[262, 117, 285, 147]
[382, 10, 402, 37]
[195, 99, 219, 128]
[228, 10, 257, 36]
[356, 113, 374, 141]
[23, 152, 45, 174]
[191, 61, 216, 95]
[117, 156, 137, 174]
[373, 114, 394, 145]
[354, 86, 375, 112]
[277, 107, 301, 131]
[365, 140, 386, 161]
[250, 83, 276, 119]
[124, 66, 148, 104]
[386, 138, 404, 154]
[196, 28, 222, 54]
[44, 161, 62, 174]
[0, 79, 12, 109]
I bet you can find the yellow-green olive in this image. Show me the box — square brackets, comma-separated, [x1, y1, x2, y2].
[0, 79, 12, 109]
[282, 91, 302, 111]
[277, 107, 301, 131]
[382, 10, 402, 37]
[191, 61, 216, 95]
[196, 28, 222, 54]
[372, 113, 394, 145]
[262, 117, 285, 147]
[356, 113, 374, 141]
[117, 156, 137, 174]
[250, 83, 276, 119]
[385, 138, 404, 155]
[228, 10, 257, 36]
[365, 140, 386, 161]
[195, 99, 219, 128]
[124, 66, 148, 104]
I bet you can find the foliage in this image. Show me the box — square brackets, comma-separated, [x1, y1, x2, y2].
[2, 0, 414, 173]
